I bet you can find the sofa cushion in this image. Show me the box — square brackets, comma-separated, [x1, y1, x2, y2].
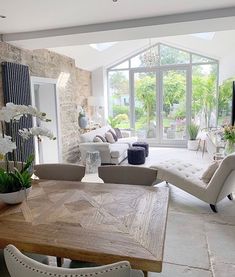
[93, 136, 103, 142]
[201, 161, 220, 183]
[105, 132, 115, 143]
[114, 128, 122, 139]
[108, 129, 118, 141]
[80, 126, 110, 142]
[110, 144, 128, 158]
[116, 137, 138, 147]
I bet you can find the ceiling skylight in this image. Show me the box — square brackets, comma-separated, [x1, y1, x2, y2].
[89, 42, 116, 51]
[190, 32, 215, 40]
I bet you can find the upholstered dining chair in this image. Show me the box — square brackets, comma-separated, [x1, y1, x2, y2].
[4, 244, 144, 277]
[98, 166, 158, 186]
[34, 163, 86, 181]
[150, 153, 235, 212]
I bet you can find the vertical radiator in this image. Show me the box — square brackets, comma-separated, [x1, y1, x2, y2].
[1, 62, 34, 162]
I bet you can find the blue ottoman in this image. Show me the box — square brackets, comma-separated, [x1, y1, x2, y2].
[128, 147, 146, 165]
[132, 142, 149, 157]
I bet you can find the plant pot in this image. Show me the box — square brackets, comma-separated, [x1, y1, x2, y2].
[79, 116, 88, 129]
[187, 140, 199, 151]
[0, 187, 32, 204]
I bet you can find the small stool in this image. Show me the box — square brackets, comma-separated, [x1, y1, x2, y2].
[128, 147, 146, 165]
[132, 142, 149, 157]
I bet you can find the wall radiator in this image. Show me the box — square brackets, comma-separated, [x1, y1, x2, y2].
[1, 62, 34, 162]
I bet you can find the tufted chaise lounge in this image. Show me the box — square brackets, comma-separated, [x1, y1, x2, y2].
[150, 153, 235, 212]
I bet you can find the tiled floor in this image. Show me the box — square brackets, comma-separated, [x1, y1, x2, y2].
[83, 147, 235, 277]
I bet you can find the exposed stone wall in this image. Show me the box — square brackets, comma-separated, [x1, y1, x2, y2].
[0, 42, 91, 163]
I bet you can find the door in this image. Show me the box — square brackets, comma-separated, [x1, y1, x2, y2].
[132, 71, 158, 140]
[31, 77, 61, 164]
[160, 67, 189, 145]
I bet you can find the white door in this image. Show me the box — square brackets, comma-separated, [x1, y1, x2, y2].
[31, 77, 61, 164]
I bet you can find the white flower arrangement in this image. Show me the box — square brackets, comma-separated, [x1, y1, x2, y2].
[0, 102, 55, 194]
[19, 127, 56, 141]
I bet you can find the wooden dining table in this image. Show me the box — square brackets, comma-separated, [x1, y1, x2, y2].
[0, 180, 169, 275]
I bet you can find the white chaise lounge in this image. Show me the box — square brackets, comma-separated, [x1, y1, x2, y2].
[151, 153, 235, 212]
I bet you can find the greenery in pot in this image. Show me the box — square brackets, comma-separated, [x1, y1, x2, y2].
[187, 123, 199, 140]
[0, 102, 55, 194]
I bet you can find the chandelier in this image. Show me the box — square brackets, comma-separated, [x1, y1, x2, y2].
[142, 39, 159, 67]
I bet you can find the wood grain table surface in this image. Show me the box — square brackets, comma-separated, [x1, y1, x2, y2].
[0, 180, 169, 272]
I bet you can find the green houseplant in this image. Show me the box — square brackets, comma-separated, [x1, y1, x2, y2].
[187, 123, 199, 151]
[223, 125, 235, 154]
[0, 102, 55, 204]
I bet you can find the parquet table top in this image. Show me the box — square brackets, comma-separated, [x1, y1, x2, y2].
[0, 180, 169, 272]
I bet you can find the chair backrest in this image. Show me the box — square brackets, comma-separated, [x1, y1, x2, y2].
[4, 244, 131, 277]
[34, 163, 85, 181]
[98, 166, 158, 186]
[207, 153, 235, 203]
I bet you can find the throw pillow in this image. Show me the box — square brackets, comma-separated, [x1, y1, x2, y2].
[114, 128, 122, 139]
[108, 129, 118, 141]
[201, 161, 220, 183]
[95, 135, 106, 142]
[105, 132, 115, 143]
[93, 136, 103, 143]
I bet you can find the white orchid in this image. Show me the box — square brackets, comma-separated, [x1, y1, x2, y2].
[19, 127, 55, 141]
[0, 135, 16, 156]
[0, 103, 50, 122]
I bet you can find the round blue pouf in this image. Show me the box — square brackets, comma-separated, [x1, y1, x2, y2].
[132, 142, 149, 157]
[128, 147, 146, 165]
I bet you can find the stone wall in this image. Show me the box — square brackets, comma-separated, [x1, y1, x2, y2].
[0, 42, 92, 163]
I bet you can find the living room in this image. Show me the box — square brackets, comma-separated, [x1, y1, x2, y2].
[0, 1, 235, 277]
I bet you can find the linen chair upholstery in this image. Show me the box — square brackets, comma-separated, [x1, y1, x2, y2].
[150, 153, 235, 211]
[98, 166, 158, 186]
[34, 163, 85, 181]
[4, 244, 143, 277]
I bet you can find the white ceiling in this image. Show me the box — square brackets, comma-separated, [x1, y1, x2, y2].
[1, 0, 235, 33]
[49, 30, 235, 71]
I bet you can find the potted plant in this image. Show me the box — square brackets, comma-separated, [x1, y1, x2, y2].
[0, 102, 55, 204]
[187, 123, 199, 151]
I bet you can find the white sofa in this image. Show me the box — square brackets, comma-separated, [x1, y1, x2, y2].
[79, 126, 137, 164]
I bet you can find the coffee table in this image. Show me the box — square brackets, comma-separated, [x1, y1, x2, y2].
[0, 180, 169, 275]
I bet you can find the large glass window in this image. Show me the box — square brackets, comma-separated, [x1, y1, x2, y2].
[107, 43, 219, 146]
[108, 71, 130, 128]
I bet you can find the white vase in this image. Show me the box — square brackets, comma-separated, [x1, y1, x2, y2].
[187, 140, 199, 151]
[0, 187, 32, 204]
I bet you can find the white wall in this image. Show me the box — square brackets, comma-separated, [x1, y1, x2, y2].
[220, 53, 235, 83]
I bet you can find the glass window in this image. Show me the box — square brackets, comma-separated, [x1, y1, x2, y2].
[192, 64, 218, 128]
[160, 45, 190, 65]
[131, 45, 159, 68]
[192, 54, 215, 64]
[108, 71, 130, 129]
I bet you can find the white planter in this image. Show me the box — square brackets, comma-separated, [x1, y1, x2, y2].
[187, 140, 199, 151]
[0, 187, 32, 204]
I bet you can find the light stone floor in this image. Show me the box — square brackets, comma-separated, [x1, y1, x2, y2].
[82, 148, 235, 277]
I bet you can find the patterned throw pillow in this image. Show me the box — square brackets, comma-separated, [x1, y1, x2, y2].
[96, 135, 106, 142]
[93, 136, 103, 142]
[105, 132, 115, 143]
[108, 129, 118, 141]
[114, 128, 122, 139]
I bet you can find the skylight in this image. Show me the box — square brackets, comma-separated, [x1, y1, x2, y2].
[89, 42, 116, 52]
[190, 32, 215, 40]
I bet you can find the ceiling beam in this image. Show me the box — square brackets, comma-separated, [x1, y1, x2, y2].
[3, 7, 235, 42]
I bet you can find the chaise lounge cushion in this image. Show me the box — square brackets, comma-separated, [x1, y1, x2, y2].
[151, 160, 209, 200]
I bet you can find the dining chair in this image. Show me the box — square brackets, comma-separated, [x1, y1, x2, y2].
[98, 165, 158, 186]
[4, 244, 144, 277]
[34, 163, 86, 181]
[0, 161, 25, 171]
[0, 249, 49, 277]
